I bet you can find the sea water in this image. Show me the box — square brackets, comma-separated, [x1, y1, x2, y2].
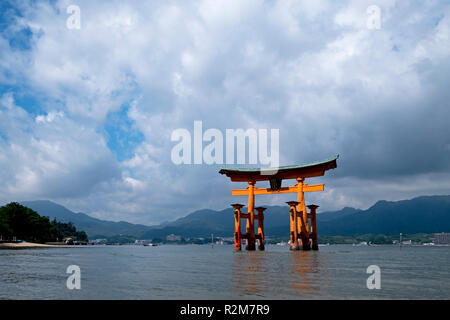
[1, 245, 449, 299]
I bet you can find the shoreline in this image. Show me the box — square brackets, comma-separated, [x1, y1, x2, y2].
[1, 242, 449, 249]
[0, 242, 70, 249]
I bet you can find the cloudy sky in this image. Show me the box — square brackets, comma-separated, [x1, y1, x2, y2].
[1, 0, 449, 225]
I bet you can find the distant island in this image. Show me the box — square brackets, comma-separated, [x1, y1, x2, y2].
[0, 202, 88, 245]
[9, 195, 449, 245]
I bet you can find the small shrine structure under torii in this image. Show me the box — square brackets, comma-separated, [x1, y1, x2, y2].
[219, 155, 338, 251]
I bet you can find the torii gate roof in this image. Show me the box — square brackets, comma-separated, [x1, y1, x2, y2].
[219, 155, 339, 182]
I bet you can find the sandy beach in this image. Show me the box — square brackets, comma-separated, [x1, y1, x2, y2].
[0, 242, 66, 249]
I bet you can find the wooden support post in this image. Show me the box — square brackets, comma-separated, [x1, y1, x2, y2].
[231, 204, 244, 252]
[287, 201, 299, 250]
[308, 205, 319, 250]
[246, 181, 256, 251]
[297, 178, 311, 250]
[255, 207, 266, 251]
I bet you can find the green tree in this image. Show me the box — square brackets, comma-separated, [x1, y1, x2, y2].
[0, 202, 59, 242]
[0, 202, 88, 243]
[51, 219, 88, 241]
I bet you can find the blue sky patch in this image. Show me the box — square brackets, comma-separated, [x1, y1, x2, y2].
[0, 1, 34, 51]
[104, 105, 145, 162]
[0, 84, 48, 117]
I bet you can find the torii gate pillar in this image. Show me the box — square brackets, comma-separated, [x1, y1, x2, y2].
[308, 205, 319, 250]
[255, 207, 266, 251]
[297, 178, 311, 250]
[245, 181, 256, 250]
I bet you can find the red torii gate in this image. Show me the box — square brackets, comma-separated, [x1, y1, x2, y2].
[219, 155, 338, 251]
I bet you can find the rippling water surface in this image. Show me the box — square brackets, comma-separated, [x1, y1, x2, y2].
[1, 245, 449, 299]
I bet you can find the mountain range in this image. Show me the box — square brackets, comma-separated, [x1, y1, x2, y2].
[21, 195, 450, 239]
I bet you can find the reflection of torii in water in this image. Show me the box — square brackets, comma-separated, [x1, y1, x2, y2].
[230, 249, 322, 298]
[219, 155, 338, 251]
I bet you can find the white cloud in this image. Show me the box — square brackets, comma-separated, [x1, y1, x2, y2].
[35, 111, 64, 123]
[0, 93, 121, 200]
[1, 0, 450, 224]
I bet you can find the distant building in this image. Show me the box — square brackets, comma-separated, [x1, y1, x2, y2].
[433, 233, 450, 245]
[135, 239, 152, 245]
[166, 234, 181, 241]
[90, 238, 107, 245]
[63, 237, 74, 244]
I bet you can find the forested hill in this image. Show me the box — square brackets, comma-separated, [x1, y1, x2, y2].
[0, 202, 87, 243]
